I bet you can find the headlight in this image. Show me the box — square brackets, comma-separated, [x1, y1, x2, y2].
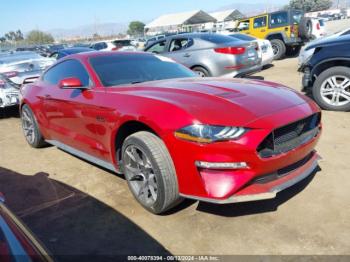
[174, 124, 248, 143]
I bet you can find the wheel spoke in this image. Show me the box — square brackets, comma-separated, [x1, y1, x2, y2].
[321, 90, 334, 96]
[131, 148, 144, 166]
[340, 93, 350, 102]
[149, 185, 157, 201]
[340, 78, 350, 90]
[327, 77, 337, 88]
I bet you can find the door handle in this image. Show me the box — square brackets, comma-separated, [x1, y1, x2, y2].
[183, 53, 191, 58]
[44, 94, 52, 99]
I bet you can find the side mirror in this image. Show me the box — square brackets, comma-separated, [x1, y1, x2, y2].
[59, 77, 84, 89]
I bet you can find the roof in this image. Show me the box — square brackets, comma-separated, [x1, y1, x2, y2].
[145, 10, 216, 29]
[209, 9, 244, 22]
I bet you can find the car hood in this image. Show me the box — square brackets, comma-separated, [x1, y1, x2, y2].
[108, 78, 309, 126]
[305, 34, 350, 51]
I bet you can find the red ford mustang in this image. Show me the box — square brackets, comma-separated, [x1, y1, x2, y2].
[20, 52, 322, 214]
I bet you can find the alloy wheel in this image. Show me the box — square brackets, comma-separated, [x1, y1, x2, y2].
[21, 109, 35, 144]
[123, 145, 158, 206]
[272, 44, 279, 56]
[320, 75, 350, 107]
[195, 71, 206, 77]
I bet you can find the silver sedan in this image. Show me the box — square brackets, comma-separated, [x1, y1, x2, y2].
[144, 33, 262, 77]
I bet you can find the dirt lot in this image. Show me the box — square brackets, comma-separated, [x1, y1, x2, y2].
[0, 57, 349, 259]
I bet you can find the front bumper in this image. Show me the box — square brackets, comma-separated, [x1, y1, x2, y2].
[180, 151, 320, 204]
[299, 65, 312, 90]
[0, 89, 20, 108]
[166, 103, 321, 203]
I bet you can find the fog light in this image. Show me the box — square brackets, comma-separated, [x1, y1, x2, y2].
[195, 161, 248, 170]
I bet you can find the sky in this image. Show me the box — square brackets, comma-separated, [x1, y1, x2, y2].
[0, 0, 288, 35]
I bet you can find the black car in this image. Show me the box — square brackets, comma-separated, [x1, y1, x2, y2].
[299, 34, 350, 111]
[49, 47, 93, 60]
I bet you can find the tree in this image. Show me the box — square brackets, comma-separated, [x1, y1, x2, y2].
[127, 21, 145, 37]
[287, 0, 332, 12]
[26, 30, 54, 44]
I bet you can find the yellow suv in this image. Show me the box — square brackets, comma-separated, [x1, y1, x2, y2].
[236, 10, 305, 59]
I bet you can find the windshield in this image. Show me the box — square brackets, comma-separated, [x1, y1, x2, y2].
[90, 54, 196, 87]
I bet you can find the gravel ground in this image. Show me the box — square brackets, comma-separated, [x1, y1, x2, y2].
[0, 56, 349, 259]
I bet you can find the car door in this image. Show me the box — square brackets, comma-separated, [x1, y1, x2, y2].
[41, 59, 106, 157]
[163, 37, 194, 67]
[144, 39, 167, 54]
[253, 16, 268, 39]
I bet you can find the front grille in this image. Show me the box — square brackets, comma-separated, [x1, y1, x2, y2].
[253, 152, 314, 184]
[257, 113, 321, 158]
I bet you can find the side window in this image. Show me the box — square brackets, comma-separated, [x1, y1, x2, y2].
[93, 43, 103, 50]
[146, 40, 166, 54]
[254, 16, 267, 28]
[238, 20, 250, 31]
[169, 38, 193, 52]
[43, 60, 91, 87]
[102, 42, 108, 49]
[270, 12, 289, 27]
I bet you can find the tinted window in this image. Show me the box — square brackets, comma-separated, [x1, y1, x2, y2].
[254, 16, 267, 28]
[89, 54, 196, 87]
[270, 11, 289, 26]
[230, 34, 255, 41]
[145, 40, 166, 53]
[92, 43, 106, 50]
[113, 40, 132, 47]
[169, 38, 193, 52]
[43, 59, 90, 86]
[199, 34, 240, 44]
[237, 20, 250, 31]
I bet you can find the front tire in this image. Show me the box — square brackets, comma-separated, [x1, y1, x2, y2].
[312, 66, 350, 111]
[270, 39, 286, 60]
[122, 131, 182, 214]
[21, 104, 47, 148]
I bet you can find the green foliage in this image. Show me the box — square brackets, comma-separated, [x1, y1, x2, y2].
[287, 0, 332, 12]
[127, 21, 145, 36]
[26, 30, 55, 44]
[4, 30, 24, 42]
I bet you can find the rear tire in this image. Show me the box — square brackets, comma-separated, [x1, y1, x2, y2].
[122, 131, 182, 214]
[270, 39, 286, 60]
[21, 104, 47, 148]
[312, 66, 350, 111]
[192, 66, 210, 77]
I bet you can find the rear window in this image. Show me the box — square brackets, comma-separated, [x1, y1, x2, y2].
[199, 34, 240, 44]
[230, 34, 255, 41]
[113, 40, 132, 47]
[89, 54, 196, 87]
[292, 11, 303, 24]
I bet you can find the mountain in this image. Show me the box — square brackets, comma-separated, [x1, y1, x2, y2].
[48, 22, 128, 40]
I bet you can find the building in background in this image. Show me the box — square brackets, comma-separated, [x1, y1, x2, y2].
[207, 9, 244, 32]
[145, 10, 217, 36]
